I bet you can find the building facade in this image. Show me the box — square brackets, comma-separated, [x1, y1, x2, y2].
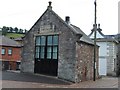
[21, 2, 99, 82]
[89, 24, 119, 76]
[116, 34, 120, 76]
[0, 35, 22, 70]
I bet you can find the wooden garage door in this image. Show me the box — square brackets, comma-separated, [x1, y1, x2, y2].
[34, 35, 58, 76]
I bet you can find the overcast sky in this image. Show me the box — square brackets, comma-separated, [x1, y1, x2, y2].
[0, 0, 119, 35]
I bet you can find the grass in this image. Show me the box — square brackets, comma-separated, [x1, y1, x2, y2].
[6, 33, 25, 39]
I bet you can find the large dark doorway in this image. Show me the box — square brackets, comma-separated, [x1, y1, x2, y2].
[34, 35, 58, 76]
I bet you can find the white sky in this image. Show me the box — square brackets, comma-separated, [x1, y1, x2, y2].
[0, 0, 119, 35]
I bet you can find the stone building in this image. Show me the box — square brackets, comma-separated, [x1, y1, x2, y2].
[116, 34, 120, 76]
[89, 24, 119, 76]
[21, 2, 99, 82]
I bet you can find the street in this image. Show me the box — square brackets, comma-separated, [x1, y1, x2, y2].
[1, 71, 118, 88]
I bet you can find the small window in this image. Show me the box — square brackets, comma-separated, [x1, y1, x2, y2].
[36, 37, 40, 45]
[53, 36, 58, 45]
[53, 46, 58, 59]
[1, 48, 5, 55]
[8, 48, 12, 55]
[47, 36, 52, 45]
[41, 36, 46, 45]
[35, 47, 40, 58]
[47, 47, 52, 59]
[40, 47, 45, 59]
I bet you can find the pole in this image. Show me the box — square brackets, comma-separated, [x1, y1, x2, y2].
[93, 0, 97, 81]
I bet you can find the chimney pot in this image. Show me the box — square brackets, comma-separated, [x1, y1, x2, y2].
[49, 1, 52, 6]
[65, 16, 70, 24]
[48, 1, 52, 10]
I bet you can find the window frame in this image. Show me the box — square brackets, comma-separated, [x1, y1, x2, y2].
[8, 48, 12, 55]
[1, 48, 5, 55]
[35, 35, 59, 60]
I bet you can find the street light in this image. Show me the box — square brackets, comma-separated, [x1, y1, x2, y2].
[93, 0, 97, 81]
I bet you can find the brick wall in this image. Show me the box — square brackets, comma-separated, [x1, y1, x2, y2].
[0, 46, 21, 61]
[75, 42, 99, 82]
[0, 46, 21, 70]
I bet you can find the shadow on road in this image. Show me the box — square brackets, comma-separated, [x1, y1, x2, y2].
[2, 71, 71, 85]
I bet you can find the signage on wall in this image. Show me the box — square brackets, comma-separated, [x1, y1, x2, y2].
[40, 24, 55, 33]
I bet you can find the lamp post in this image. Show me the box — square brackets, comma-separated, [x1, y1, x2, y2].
[93, 0, 97, 81]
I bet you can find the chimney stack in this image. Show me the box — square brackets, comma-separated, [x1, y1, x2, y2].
[65, 16, 70, 24]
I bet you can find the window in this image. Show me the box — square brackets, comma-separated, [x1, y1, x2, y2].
[35, 36, 46, 59]
[41, 36, 46, 45]
[53, 36, 58, 45]
[35, 35, 58, 60]
[47, 36, 52, 45]
[53, 46, 58, 59]
[36, 37, 40, 45]
[47, 47, 52, 59]
[40, 46, 45, 59]
[46, 35, 58, 59]
[1, 48, 5, 55]
[8, 48, 12, 55]
[35, 47, 40, 58]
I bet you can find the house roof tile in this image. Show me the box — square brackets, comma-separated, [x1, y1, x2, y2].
[0, 35, 22, 47]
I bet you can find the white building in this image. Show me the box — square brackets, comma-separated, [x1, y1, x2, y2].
[89, 24, 118, 76]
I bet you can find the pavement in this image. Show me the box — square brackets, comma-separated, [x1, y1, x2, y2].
[1, 70, 119, 88]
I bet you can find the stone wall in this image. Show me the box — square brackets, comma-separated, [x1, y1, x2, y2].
[117, 34, 120, 76]
[75, 42, 99, 82]
[21, 7, 98, 82]
[21, 8, 77, 82]
[106, 42, 117, 76]
[58, 26, 77, 82]
[117, 43, 120, 76]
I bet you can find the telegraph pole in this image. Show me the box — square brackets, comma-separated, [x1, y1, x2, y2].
[93, 0, 97, 81]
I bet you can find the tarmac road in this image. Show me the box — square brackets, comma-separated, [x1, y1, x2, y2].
[1, 70, 119, 88]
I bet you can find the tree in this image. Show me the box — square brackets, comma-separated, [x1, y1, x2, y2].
[2, 26, 8, 35]
[24, 29, 28, 34]
[14, 27, 18, 33]
[9, 27, 13, 33]
[19, 29, 23, 34]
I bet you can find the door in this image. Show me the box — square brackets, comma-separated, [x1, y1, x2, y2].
[99, 58, 107, 75]
[2, 61, 9, 70]
[34, 35, 58, 76]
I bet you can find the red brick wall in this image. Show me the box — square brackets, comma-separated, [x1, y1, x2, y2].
[76, 42, 99, 82]
[0, 46, 21, 61]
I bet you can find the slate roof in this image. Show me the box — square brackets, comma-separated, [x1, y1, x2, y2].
[89, 25, 119, 43]
[14, 37, 23, 41]
[70, 25, 94, 45]
[0, 35, 21, 47]
[50, 10, 83, 35]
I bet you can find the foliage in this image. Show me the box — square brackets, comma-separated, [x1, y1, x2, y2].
[0, 26, 28, 35]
